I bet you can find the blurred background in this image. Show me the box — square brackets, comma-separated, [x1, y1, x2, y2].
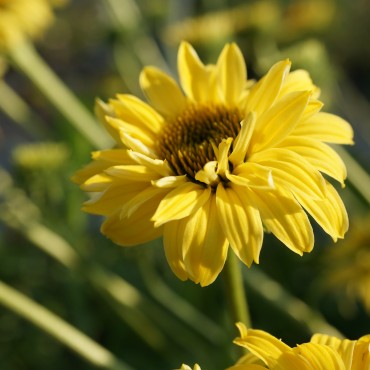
[0, 0, 370, 369]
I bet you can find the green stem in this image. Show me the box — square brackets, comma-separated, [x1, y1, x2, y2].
[223, 251, 251, 329]
[0, 280, 133, 370]
[8, 39, 111, 149]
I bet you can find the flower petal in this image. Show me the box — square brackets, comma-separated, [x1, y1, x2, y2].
[229, 112, 256, 166]
[216, 43, 247, 105]
[82, 182, 147, 215]
[115, 94, 164, 134]
[163, 220, 189, 281]
[152, 182, 211, 227]
[229, 162, 274, 189]
[249, 91, 310, 153]
[234, 326, 291, 365]
[152, 175, 187, 188]
[292, 112, 354, 144]
[250, 148, 326, 200]
[217, 137, 233, 177]
[181, 195, 229, 286]
[140, 66, 186, 117]
[245, 59, 291, 117]
[105, 164, 161, 182]
[106, 116, 156, 147]
[178, 41, 215, 103]
[101, 194, 163, 246]
[216, 184, 263, 266]
[248, 188, 314, 254]
[127, 150, 172, 177]
[95, 98, 122, 144]
[295, 343, 345, 370]
[278, 136, 347, 185]
[309, 182, 348, 240]
[279, 69, 320, 98]
[120, 186, 169, 218]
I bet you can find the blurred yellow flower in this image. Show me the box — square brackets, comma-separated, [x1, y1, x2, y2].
[73, 41, 353, 286]
[229, 322, 370, 370]
[320, 216, 370, 313]
[0, 0, 61, 49]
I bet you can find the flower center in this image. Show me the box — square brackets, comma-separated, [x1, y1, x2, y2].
[157, 103, 243, 181]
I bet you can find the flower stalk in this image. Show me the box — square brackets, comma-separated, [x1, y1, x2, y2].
[223, 251, 251, 331]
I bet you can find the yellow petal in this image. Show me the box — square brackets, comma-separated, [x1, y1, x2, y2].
[245, 59, 291, 117]
[181, 195, 229, 286]
[250, 148, 326, 200]
[120, 186, 169, 218]
[295, 343, 345, 370]
[152, 175, 187, 188]
[279, 69, 320, 98]
[216, 43, 247, 105]
[229, 162, 274, 189]
[119, 131, 157, 158]
[217, 137, 233, 177]
[115, 94, 164, 134]
[95, 98, 122, 144]
[293, 112, 354, 144]
[163, 220, 189, 281]
[178, 41, 214, 103]
[140, 66, 186, 117]
[195, 161, 219, 186]
[101, 194, 163, 246]
[310, 334, 355, 369]
[248, 188, 314, 254]
[249, 91, 310, 153]
[80, 173, 113, 192]
[127, 150, 172, 177]
[216, 184, 263, 266]
[91, 149, 133, 164]
[229, 112, 256, 166]
[83, 182, 147, 216]
[152, 182, 211, 227]
[106, 116, 156, 147]
[234, 328, 291, 364]
[105, 164, 161, 182]
[300, 99, 324, 121]
[278, 136, 347, 185]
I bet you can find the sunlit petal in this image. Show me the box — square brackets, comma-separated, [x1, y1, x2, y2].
[216, 43, 247, 105]
[293, 112, 354, 144]
[245, 59, 291, 117]
[216, 184, 263, 265]
[140, 66, 187, 117]
[152, 183, 211, 227]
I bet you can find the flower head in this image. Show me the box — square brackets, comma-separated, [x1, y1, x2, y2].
[229, 322, 370, 370]
[0, 0, 61, 50]
[73, 41, 353, 286]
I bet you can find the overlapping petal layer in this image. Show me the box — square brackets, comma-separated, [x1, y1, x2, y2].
[228, 323, 369, 370]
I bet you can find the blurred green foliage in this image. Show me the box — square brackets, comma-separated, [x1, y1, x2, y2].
[0, 0, 370, 369]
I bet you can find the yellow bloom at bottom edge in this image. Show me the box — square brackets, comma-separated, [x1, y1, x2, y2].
[179, 324, 369, 370]
[229, 323, 370, 370]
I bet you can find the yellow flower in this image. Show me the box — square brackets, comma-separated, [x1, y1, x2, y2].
[229, 322, 370, 370]
[320, 215, 370, 312]
[73, 41, 353, 286]
[176, 365, 201, 370]
[0, 0, 60, 49]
